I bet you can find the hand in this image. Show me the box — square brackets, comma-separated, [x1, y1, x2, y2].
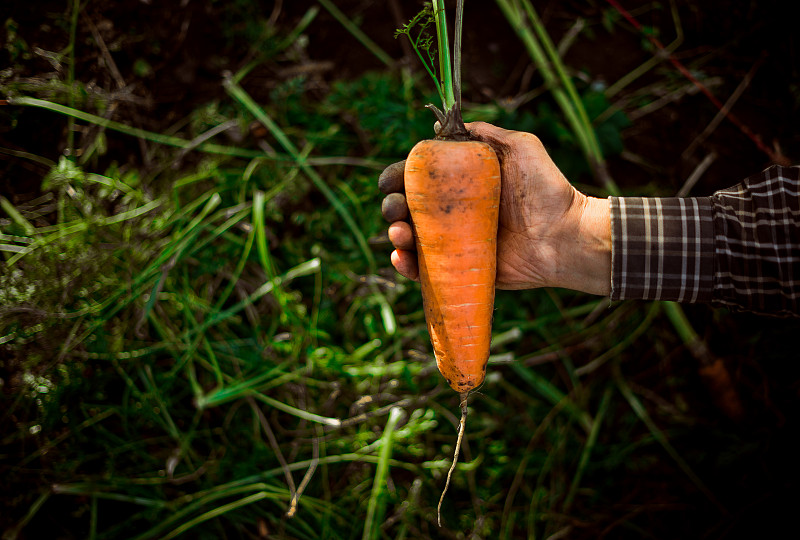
[379, 122, 611, 295]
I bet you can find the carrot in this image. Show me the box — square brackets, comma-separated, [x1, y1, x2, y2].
[405, 136, 500, 525]
[397, 0, 500, 525]
[405, 139, 500, 395]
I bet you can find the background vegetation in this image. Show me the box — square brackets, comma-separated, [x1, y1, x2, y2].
[2, 1, 799, 538]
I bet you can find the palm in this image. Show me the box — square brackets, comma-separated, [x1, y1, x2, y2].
[485, 129, 580, 290]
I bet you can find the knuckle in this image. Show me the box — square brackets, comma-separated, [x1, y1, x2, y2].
[510, 131, 543, 148]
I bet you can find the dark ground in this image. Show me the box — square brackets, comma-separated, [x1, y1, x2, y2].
[2, 1, 800, 538]
[3, 0, 799, 196]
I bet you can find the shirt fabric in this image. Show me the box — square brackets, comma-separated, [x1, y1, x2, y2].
[610, 165, 800, 317]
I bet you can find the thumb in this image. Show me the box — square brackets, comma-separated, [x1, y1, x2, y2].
[467, 121, 549, 167]
[465, 121, 517, 147]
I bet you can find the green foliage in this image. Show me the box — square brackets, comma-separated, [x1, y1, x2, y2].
[395, 0, 462, 116]
[582, 89, 630, 156]
[394, 4, 441, 102]
[327, 71, 436, 156]
[211, 0, 278, 45]
[3, 18, 30, 63]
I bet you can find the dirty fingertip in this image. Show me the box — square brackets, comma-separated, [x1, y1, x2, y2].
[381, 193, 409, 222]
[378, 161, 406, 194]
[391, 249, 419, 282]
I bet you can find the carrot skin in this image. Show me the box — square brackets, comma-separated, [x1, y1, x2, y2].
[405, 139, 501, 393]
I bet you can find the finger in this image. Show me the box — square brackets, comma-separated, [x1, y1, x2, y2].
[388, 221, 415, 251]
[381, 193, 408, 222]
[391, 249, 419, 282]
[378, 160, 406, 194]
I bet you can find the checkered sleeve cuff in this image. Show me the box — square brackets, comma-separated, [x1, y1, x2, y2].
[609, 196, 715, 302]
[710, 165, 800, 316]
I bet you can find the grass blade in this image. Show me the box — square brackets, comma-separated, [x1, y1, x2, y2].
[7, 96, 290, 162]
[363, 407, 404, 540]
[563, 386, 612, 511]
[510, 362, 592, 432]
[317, 0, 394, 67]
[2, 491, 50, 540]
[252, 392, 341, 427]
[0, 195, 36, 235]
[161, 492, 270, 540]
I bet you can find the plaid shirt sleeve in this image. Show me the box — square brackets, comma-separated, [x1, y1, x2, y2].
[610, 165, 800, 316]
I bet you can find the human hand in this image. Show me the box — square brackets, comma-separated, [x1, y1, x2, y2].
[379, 122, 611, 295]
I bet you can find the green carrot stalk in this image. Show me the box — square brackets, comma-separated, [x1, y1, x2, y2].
[431, 0, 456, 111]
[396, 0, 469, 140]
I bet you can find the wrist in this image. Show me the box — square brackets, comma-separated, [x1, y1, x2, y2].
[552, 194, 612, 295]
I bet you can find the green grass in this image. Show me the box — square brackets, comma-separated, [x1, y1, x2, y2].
[1, 2, 797, 539]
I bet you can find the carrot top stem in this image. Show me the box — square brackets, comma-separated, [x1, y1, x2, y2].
[426, 104, 470, 141]
[431, 0, 456, 111]
[431, 0, 468, 140]
[397, 0, 468, 140]
[437, 391, 470, 527]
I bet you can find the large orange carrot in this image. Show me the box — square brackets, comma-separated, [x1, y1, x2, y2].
[405, 139, 501, 394]
[405, 138, 501, 524]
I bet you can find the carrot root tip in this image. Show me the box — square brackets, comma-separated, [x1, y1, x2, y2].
[437, 392, 470, 527]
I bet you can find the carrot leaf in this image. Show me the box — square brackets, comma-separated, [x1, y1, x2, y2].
[394, 4, 446, 107]
[396, 1, 469, 140]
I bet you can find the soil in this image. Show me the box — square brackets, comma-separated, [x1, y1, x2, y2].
[2, 1, 799, 538]
[4, 1, 797, 195]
